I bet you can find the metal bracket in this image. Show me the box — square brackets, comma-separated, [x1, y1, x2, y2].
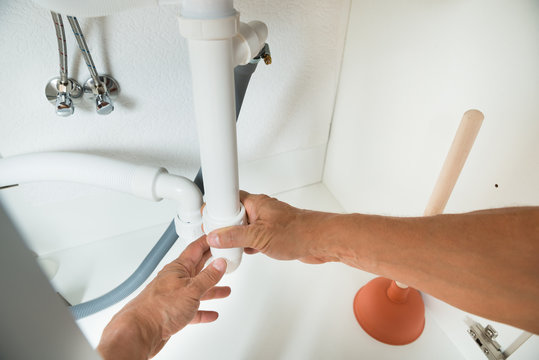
[251, 43, 272, 65]
[465, 317, 533, 360]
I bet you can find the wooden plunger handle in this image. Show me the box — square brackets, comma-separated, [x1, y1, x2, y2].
[423, 109, 484, 216]
[394, 110, 483, 290]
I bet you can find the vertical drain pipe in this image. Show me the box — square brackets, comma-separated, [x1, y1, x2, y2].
[179, 0, 245, 272]
[193, 62, 259, 196]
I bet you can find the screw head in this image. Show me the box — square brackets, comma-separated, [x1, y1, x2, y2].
[262, 53, 272, 65]
[485, 325, 498, 339]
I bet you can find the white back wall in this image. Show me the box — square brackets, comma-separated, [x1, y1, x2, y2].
[324, 0, 538, 358]
[325, 0, 539, 216]
[0, 0, 350, 254]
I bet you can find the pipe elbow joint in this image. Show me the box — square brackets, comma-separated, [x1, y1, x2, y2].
[153, 172, 204, 240]
[233, 21, 268, 65]
[154, 172, 203, 215]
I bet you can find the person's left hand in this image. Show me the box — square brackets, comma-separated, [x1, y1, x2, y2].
[98, 236, 229, 360]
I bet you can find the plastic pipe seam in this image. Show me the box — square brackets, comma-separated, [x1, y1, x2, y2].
[181, 0, 235, 19]
[179, 12, 239, 40]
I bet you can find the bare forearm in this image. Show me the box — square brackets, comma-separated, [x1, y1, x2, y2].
[315, 207, 539, 333]
[98, 328, 150, 360]
[207, 192, 538, 332]
[97, 312, 157, 360]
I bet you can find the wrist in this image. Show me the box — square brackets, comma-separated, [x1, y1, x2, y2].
[308, 212, 378, 269]
[305, 211, 345, 263]
[318, 213, 404, 275]
[98, 310, 160, 360]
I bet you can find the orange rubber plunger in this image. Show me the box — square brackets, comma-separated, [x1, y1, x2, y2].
[353, 277, 425, 345]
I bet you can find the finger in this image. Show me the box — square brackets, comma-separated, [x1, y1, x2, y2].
[189, 258, 227, 298]
[239, 190, 251, 202]
[173, 236, 210, 275]
[239, 190, 260, 223]
[207, 224, 262, 250]
[190, 310, 219, 324]
[244, 247, 259, 255]
[200, 286, 231, 301]
[194, 249, 213, 275]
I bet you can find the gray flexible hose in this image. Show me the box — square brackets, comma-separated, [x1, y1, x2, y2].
[70, 222, 177, 319]
[70, 61, 260, 319]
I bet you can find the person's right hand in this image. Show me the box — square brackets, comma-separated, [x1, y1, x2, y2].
[206, 191, 339, 264]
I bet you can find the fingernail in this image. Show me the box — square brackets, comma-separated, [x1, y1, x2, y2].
[207, 233, 220, 247]
[213, 258, 227, 272]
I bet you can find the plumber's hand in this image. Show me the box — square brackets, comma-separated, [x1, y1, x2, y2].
[97, 236, 229, 360]
[207, 191, 339, 264]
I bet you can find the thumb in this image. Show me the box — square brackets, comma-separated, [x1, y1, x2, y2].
[207, 225, 259, 250]
[190, 258, 227, 298]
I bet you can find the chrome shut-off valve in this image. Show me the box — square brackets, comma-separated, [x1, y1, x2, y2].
[45, 78, 83, 117]
[95, 93, 114, 115]
[84, 75, 120, 116]
[46, 13, 120, 117]
[55, 92, 74, 117]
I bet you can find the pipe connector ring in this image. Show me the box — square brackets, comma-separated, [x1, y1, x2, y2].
[203, 204, 246, 274]
[202, 203, 246, 234]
